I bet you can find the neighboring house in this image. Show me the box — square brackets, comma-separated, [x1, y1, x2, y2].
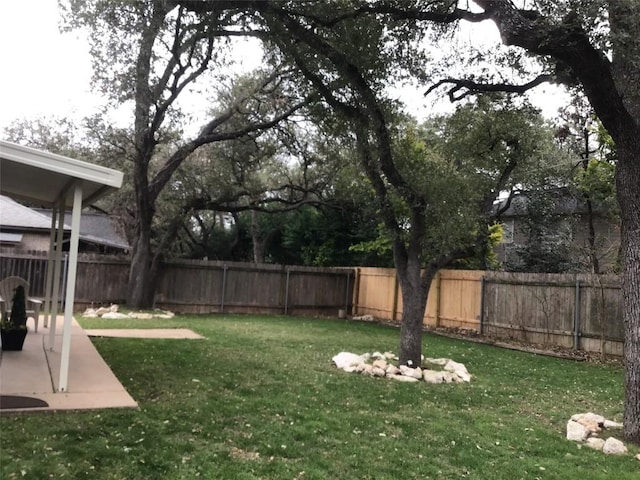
[494, 189, 620, 273]
[0, 195, 129, 253]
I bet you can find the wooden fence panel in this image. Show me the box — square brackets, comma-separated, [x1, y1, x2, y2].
[223, 264, 285, 313]
[575, 274, 623, 356]
[482, 272, 578, 348]
[154, 260, 354, 315]
[287, 267, 353, 315]
[482, 272, 624, 356]
[75, 255, 129, 305]
[354, 268, 398, 320]
[435, 270, 483, 330]
[354, 268, 482, 330]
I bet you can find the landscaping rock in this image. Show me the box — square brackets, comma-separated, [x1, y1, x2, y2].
[566, 420, 590, 442]
[566, 413, 628, 456]
[332, 351, 471, 385]
[571, 412, 605, 433]
[441, 371, 459, 383]
[603, 420, 623, 429]
[399, 365, 423, 379]
[423, 370, 442, 384]
[585, 438, 605, 451]
[602, 437, 627, 455]
[372, 359, 387, 370]
[332, 352, 366, 370]
[444, 359, 471, 383]
[130, 312, 154, 319]
[385, 364, 401, 376]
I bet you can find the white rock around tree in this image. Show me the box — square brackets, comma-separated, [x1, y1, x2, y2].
[566, 412, 628, 456]
[82, 305, 175, 320]
[602, 437, 628, 455]
[332, 351, 471, 384]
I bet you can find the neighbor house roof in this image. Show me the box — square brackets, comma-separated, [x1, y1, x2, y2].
[57, 211, 129, 250]
[0, 195, 129, 251]
[0, 195, 67, 231]
[496, 188, 614, 218]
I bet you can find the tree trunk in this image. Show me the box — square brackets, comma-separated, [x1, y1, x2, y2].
[127, 229, 157, 309]
[250, 210, 266, 264]
[616, 140, 640, 444]
[396, 251, 434, 367]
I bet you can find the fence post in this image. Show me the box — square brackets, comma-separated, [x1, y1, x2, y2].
[434, 271, 441, 327]
[574, 278, 581, 351]
[284, 268, 291, 315]
[352, 268, 361, 316]
[344, 271, 351, 314]
[479, 276, 485, 335]
[220, 264, 228, 313]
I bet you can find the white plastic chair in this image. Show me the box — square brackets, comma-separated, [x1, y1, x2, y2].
[0, 276, 43, 332]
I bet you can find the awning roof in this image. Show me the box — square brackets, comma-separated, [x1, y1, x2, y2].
[0, 140, 123, 207]
[0, 139, 124, 392]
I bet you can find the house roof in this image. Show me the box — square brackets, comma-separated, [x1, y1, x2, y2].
[0, 140, 123, 208]
[59, 211, 129, 250]
[0, 195, 129, 250]
[497, 189, 613, 218]
[0, 195, 61, 230]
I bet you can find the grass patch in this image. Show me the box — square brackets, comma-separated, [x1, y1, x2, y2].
[1, 315, 635, 479]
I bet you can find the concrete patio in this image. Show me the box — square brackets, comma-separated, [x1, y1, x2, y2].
[0, 317, 138, 413]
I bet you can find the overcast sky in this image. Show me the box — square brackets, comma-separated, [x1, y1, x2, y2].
[0, 0, 97, 130]
[0, 1, 568, 134]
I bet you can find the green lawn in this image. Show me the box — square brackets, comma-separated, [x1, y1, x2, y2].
[1, 315, 636, 479]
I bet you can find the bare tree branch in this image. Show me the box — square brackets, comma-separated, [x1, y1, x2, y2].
[425, 74, 554, 102]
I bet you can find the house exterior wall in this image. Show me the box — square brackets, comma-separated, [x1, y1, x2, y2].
[494, 214, 620, 273]
[1, 232, 51, 252]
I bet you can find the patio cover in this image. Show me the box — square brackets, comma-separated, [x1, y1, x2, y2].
[0, 140, 123, 392]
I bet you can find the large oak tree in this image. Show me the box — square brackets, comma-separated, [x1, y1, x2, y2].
[179, 0, 640, 444]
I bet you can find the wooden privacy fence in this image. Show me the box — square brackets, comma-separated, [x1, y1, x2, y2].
[352, 267, 624, 357]
[482, 272, 623, 357]
[353, 268, 483, 331]
[154, 259, 354, 315]
[0, 252, 354, 316]
[0, 252, 625, 356]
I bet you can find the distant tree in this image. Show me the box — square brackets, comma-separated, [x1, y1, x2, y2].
[64, 1, 314, 307]
[556, 95, 619, 273]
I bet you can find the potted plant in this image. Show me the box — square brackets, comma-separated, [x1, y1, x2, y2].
[1, 285, 28, 351]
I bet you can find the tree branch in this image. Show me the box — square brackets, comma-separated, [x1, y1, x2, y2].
[425, 74, 554, 102]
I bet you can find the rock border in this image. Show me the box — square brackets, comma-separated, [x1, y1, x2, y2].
[332, 351, 471, 384]
[566, 412, 628, 455]
[83, 304, 175, 320]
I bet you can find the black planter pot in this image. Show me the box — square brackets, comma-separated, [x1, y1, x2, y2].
[1, 329, 28, 351]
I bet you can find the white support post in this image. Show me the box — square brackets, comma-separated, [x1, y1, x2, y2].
[58, 184, 83, 392]
[43, 206, 58, 328]
[48, 199, 66, 351]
